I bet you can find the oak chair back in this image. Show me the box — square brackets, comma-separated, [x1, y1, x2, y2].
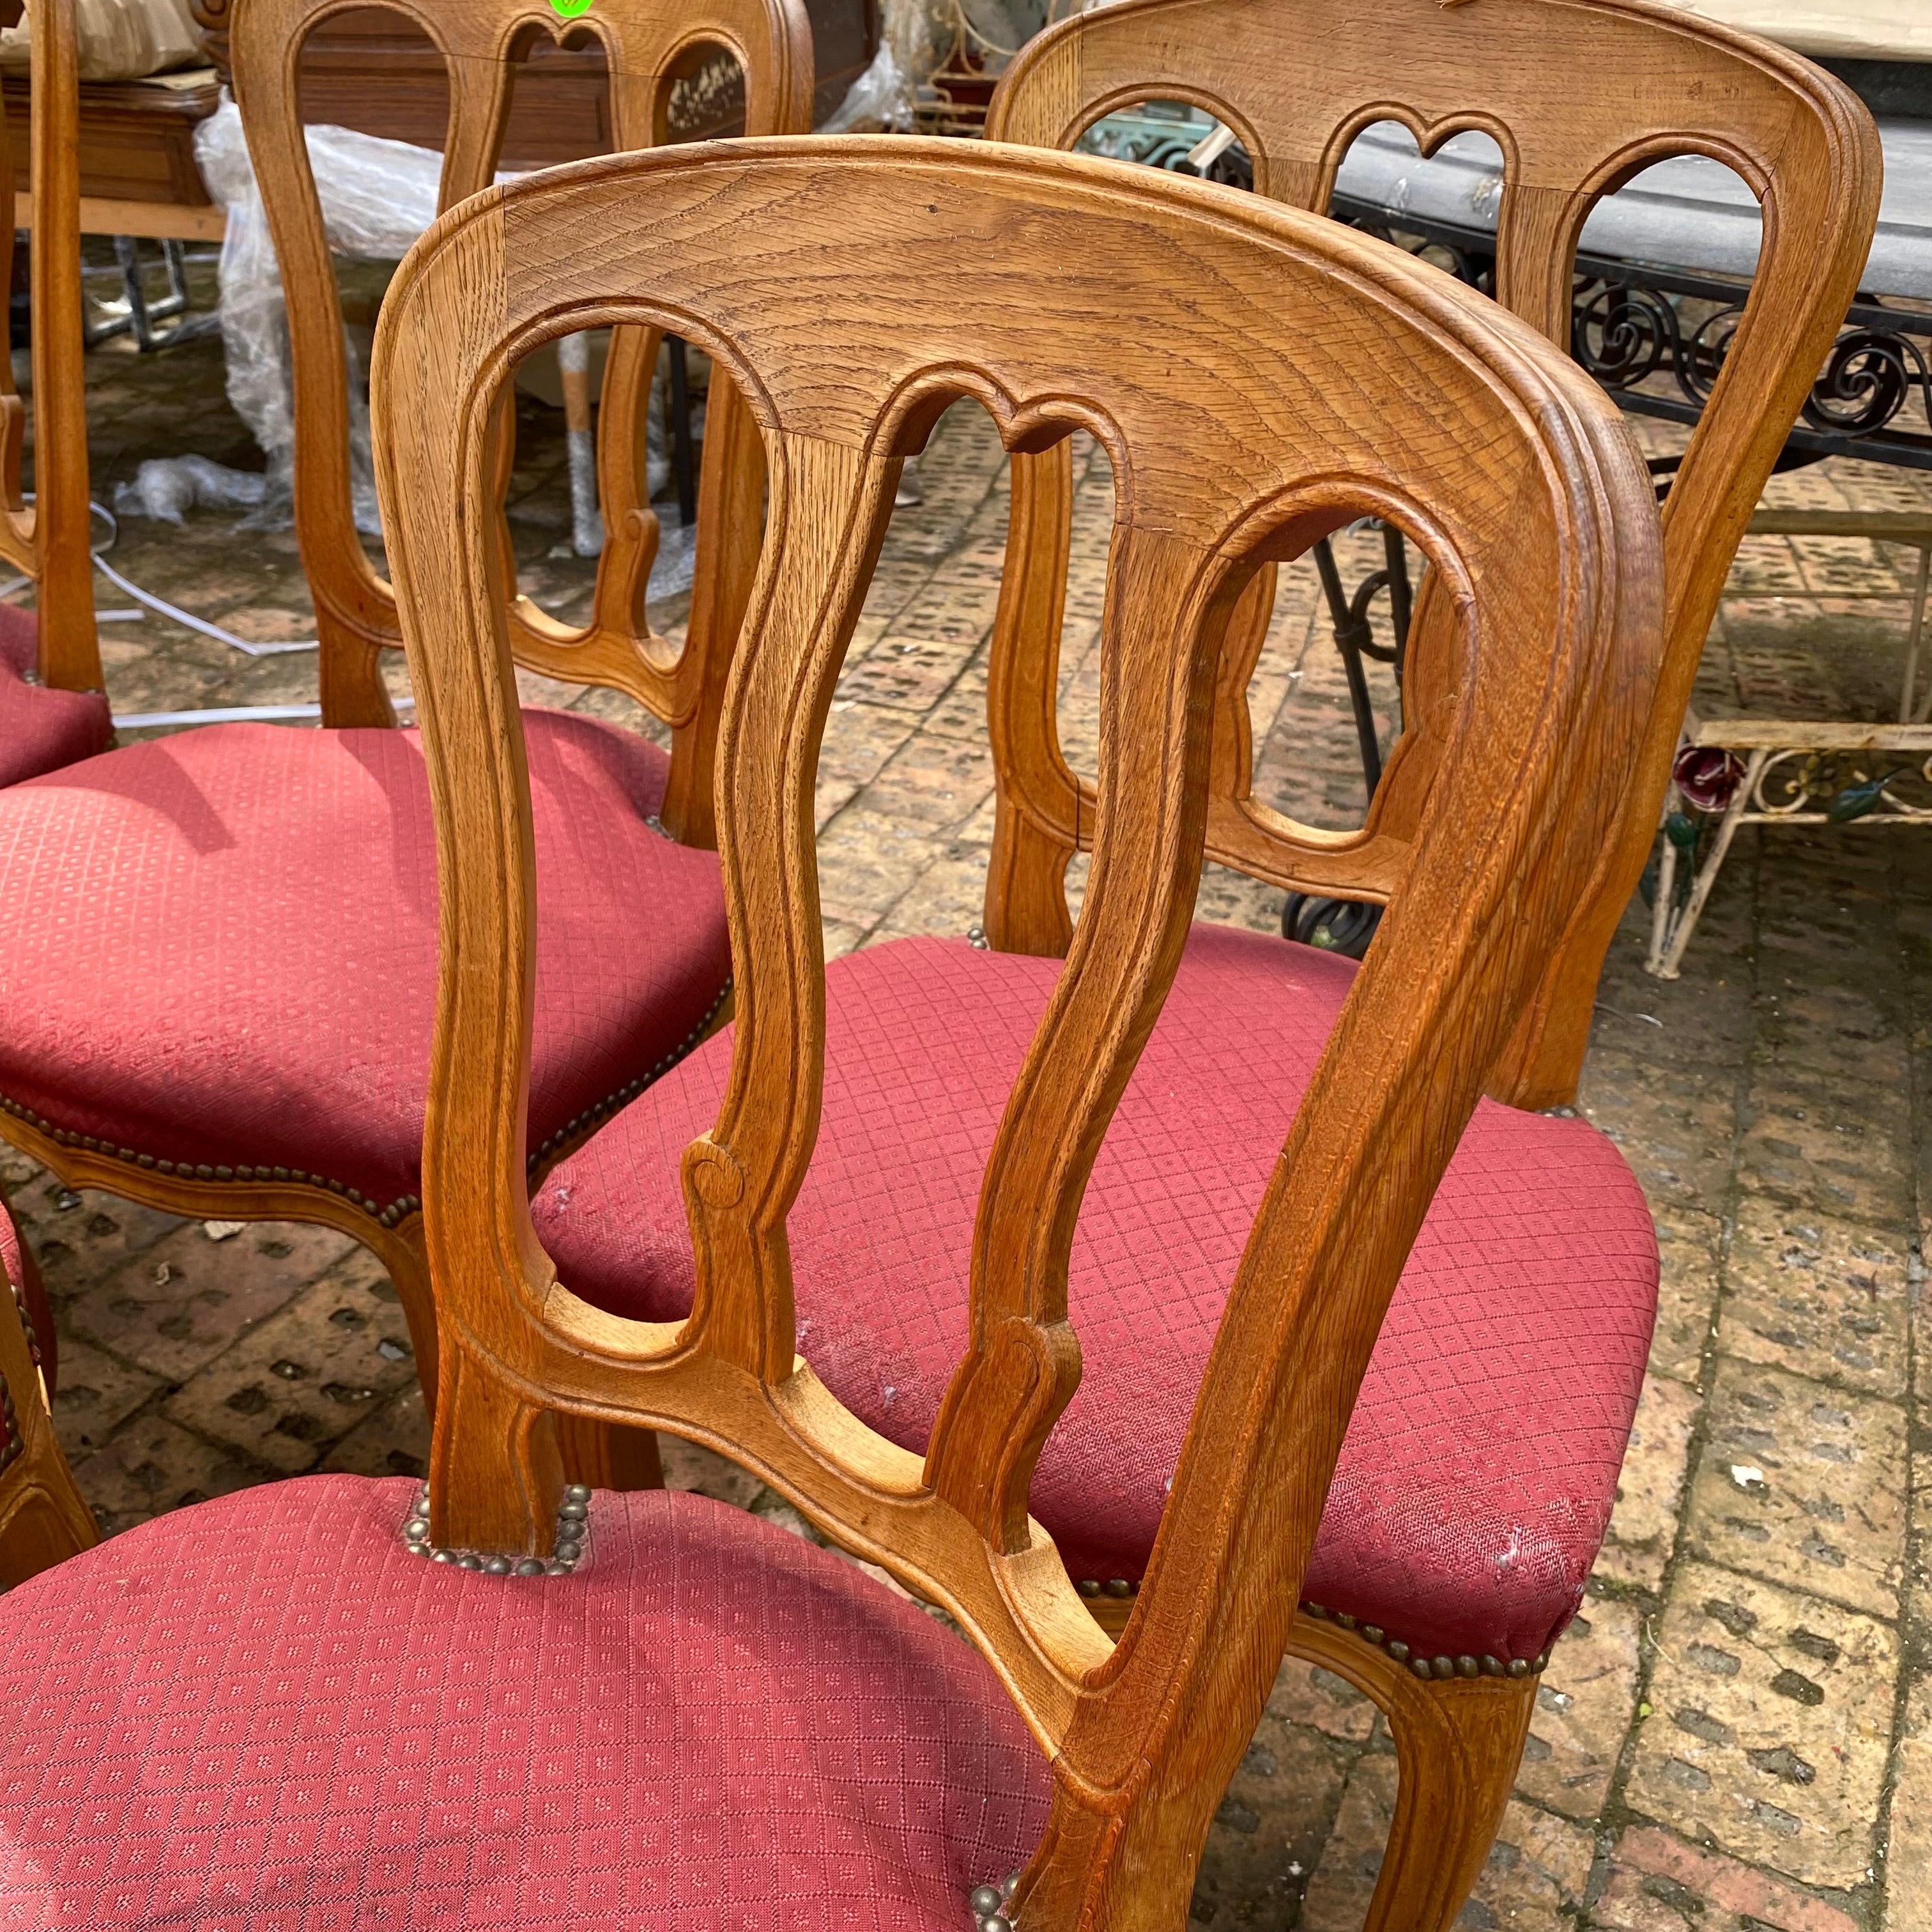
[0, 0, 103, 698]
[983, 0, 1881, 1105]
[374, 136, 1662, 1923]
[227, 0, 813, 838]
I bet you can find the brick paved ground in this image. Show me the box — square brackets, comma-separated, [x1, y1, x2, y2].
[8, 255, 1932, 1928]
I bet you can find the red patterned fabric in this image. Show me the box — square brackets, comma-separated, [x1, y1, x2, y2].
[0, 604, 112, 790]
[0, 717, 730, 1211]
[537, 928, 1659, 1663]
[0, 1475, 1045, 1925]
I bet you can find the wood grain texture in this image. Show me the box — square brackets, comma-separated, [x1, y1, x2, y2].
[226, 0, 812, 757]
[0, 0, 104, 697]
[984, 0, 1881, 1104]
[373, 135, 1661, 1925]
[0, 1201, 97, 1589]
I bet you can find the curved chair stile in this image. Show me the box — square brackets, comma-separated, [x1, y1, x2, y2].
[981, 0, 1880, 1108]
[0, 0, 112, 788]
[228, 0, 811, 834]
[373, 138, 1661, 1924]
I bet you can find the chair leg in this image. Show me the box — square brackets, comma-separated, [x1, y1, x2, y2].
[1287, 1613, 1536, 1932]
[1083, 1594, 1535, 1927]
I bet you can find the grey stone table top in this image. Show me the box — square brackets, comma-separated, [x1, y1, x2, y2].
[1334, 117, 1932, 300]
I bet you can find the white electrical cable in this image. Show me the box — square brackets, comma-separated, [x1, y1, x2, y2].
[86, 500, 319, 657]
[113, 703, 324, 729]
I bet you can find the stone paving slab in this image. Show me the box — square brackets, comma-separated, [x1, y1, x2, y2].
[4, 262, 1932, 1927]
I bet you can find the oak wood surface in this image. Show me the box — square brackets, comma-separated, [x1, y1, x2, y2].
[0, 0, 103, 696]
[1, 68, 220, 210]
[226, 0, 810, 787]
[372, 135, 1662, 1926]
[983, 0, 1882, 1107]
[195, 0, 875, 148]
[0, 1195, 96, 1585]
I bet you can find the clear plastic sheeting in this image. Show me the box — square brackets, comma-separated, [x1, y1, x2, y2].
[112, 454, 266, 526]
[0, 0, 201, 81]
[192, 98, 442, 529]
[819, 0, 1051, 132]
[1335, 119, 1932, 300]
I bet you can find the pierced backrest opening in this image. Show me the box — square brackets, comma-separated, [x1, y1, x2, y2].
[984, 0, 1881, 1104]
[375, 136, 1661, 1924]
[227, 0, 812, 839]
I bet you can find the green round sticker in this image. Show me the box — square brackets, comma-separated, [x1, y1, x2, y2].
[548, 0, 595, 13]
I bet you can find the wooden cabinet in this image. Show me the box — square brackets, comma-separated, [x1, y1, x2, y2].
[15, 1, 877, 226]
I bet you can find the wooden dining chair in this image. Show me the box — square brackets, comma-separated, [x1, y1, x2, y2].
[229, 0, 810, 843]
[0, 0, 815, 1488]
[0, 134, 1659, 1925]
[366, 132, 1662, 1922]
[0, 1197, 95, 1588]
[0, 0, 112, 788]
[981, 0, 1880, 1112]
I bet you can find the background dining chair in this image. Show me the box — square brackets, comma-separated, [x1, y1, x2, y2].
[0, 132, 1659, 1926]
[979, 0, 1880, 1112]
[0, 0, 112, 788]
[229, 0, 810, 845]
[0, 1197, 96, 1586]
[0, 0, 819, 1489]
[394, 130, 1664, 1923]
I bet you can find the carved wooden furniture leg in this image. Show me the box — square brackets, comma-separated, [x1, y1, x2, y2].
[1291, 1615, 1537, 1932]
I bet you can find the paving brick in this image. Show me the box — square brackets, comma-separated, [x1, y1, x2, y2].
[316, 1384, 429, 1482]
[46, 1337, 164, 1457]
[1517, 1597, 1643, 1818]
[11, 1186, 183, 1304]
[1598, 1378, 1700, 1589]
[66, 1416, 269, 1538]
[160, 1250, 419, 1473]
[1186, 1718, 1351, 1928]
[1625, 1560, 1896, 1887]
[1720, 1201, 1910, 1400]
[1685, 1359, 1906, 1619]
[1264, 1657, 1378, 1745]
[1589, 1825, 1862, 1931]
[1299, 1752, 1593, 1932]
[61, 1219, 357, 1385]
[1883, 1671, 1932, 1928]
[1641, 1202, 1724, 1387]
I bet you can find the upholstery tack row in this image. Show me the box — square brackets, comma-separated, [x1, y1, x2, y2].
[1301, 1600, 1549, 1679]
[526, 978, 734, 1174]
[0, 1091, 420, 1224]
[399, 1482, 593, 1575]
[8, 1277, 40, 1375]
[968, 1872, 1020, 1929]
[0, 983, 731, 1233]
[1, 1374, 19, 1469]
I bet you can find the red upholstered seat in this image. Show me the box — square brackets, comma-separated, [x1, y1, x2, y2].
[535, 926, 1659, 1665]
[0, 1475, 1046, 1923]
[0, 603, 112, 790]
[0, 716, 730, 1217]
